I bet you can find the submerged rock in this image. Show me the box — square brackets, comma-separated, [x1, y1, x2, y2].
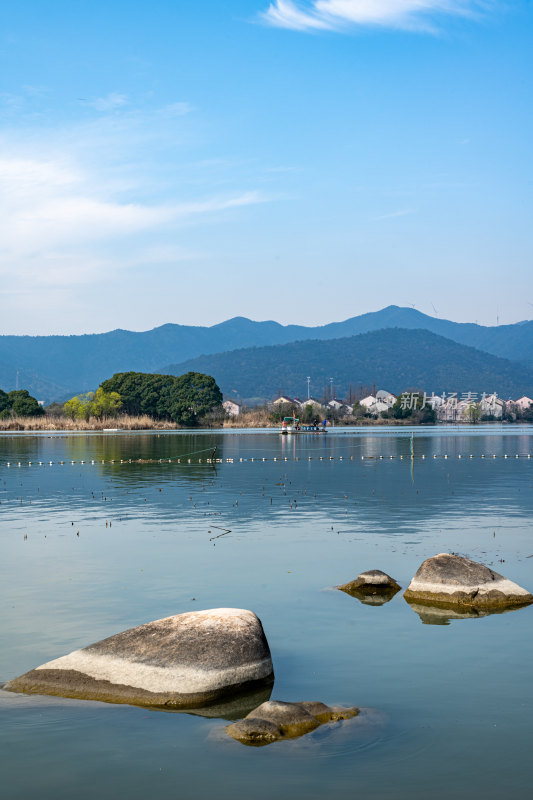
[226, 700, 359, 746]
[404, 554, 533, 610]
[5, 608, 274, 709]
[338, 570, 401, 604]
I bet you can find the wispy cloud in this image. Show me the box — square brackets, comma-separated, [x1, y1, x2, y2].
[89, 92, 129, 112]
[261, 1, 488, 33]
[157, 101, 193, 117]
[0, 152, 265, 294]
[0, 91, 278, 331]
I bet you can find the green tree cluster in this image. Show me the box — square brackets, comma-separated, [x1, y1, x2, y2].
[100, 371, 223, 425]
[0, 389, 45, 419]
[63, 387, 122, 421]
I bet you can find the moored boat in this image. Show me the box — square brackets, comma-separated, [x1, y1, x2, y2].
[280, 417, 327, 434]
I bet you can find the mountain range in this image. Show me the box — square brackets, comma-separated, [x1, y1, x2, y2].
[1, 306, 532, 403]
[162, 328, 533, 402]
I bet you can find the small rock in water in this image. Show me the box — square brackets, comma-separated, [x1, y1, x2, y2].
[5, 608, 274, 710]
[226, 700, 359, 746]
[338, 570, 401, 605]
[404, 553, 533, 610]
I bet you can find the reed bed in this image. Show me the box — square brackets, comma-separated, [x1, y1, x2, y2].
[0, 411, 415, 432]
[221, 409, 405, 428]
[222, 409, 275, 428]
[0, 415, 182, 432]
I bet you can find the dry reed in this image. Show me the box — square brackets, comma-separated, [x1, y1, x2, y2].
[0, 410, 414, 433]
[222, 408, 275, 428]
[0, 415, 183, 432]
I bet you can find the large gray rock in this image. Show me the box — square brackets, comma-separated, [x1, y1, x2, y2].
[404, 554, 533, 610]
[5, 608, 274, 709]
[226, 700, 359, 746]
[338, 570, 400, 605]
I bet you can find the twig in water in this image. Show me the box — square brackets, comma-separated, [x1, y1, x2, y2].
[209, 525, 232, 541]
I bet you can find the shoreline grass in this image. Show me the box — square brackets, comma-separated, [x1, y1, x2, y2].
[0, 411, 514, 433]
[0, 414, 183, 432]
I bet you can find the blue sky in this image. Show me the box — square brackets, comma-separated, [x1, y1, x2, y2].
[1, 1, 532, 334]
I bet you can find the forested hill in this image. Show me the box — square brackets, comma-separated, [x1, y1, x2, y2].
[1, 306, 532, 402]
[161, 328, 533, 402]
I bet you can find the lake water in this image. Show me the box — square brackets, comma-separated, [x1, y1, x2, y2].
[1, 426, 532, 799]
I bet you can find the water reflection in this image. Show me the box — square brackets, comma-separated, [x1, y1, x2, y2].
[1, 429, 533, 799]
[404, 599, 532, 626]
[1, 430, 532, 536]
[338, 585, 400, 606]
[167, 684, 273, 720]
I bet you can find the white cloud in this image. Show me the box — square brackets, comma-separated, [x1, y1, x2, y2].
[0, 154, 265, 292]
[89, 92, 129, 111]
[157, 102, 193, 117]
[261, 0, 488, 32]
[0, 99, 273, 331]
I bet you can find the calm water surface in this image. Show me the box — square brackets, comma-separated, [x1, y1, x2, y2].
[1, 427, 532, 799]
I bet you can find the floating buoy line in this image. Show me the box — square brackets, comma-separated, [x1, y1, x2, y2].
[2, 453, 532, 468]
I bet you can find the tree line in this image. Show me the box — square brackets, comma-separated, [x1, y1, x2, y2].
[65, 371, 223, 425]
[0, 389, 44, 419]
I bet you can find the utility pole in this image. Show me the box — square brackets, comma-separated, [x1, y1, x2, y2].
[306, 376, 311, 400]
[329, 377, 334, 401]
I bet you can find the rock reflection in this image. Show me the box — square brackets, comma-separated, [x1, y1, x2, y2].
[339, 585, 400, 606]
[181, 684, 273, 720]
[405, 599, 531, 626]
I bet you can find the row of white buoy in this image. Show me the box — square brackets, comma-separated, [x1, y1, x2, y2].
[2, 453, 532, 468]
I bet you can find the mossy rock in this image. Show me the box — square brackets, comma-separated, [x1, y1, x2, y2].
[226, 700, 359, 747]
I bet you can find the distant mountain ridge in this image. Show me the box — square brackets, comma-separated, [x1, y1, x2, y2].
[162, 328, 533, 402]
[0, 306, 532, 402]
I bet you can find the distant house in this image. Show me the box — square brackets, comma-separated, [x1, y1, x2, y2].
[371, 401, 389, 415]
[437, 401, 454, 422]
[272, 395, 298, 406]
[359, 395, 388, 416]
[300, 397, 324, 411]
[376, 390, 396, 406]
[359, 395, 377, 409]
[438, 398, 467, 422]
[327, 399, 343, 410]
[455, 400, 473, 421]
[513, 396, 533, 412]
[480, 393, 504, 418]
[223, 399, 241, 417]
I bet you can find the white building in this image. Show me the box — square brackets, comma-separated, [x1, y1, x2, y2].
[359, 395, 377, 409]
[376, 390, 396, 407]
[437, 400, 459, 422]
[359, 395, 388, 416]
[223, 399, 241, 417]
[300, 397, 324, 411]
[480, 393, 504, 418]
[272, 396, 298, 406]
[512, 396, 533, 412]
[371, 401, 389, 415]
